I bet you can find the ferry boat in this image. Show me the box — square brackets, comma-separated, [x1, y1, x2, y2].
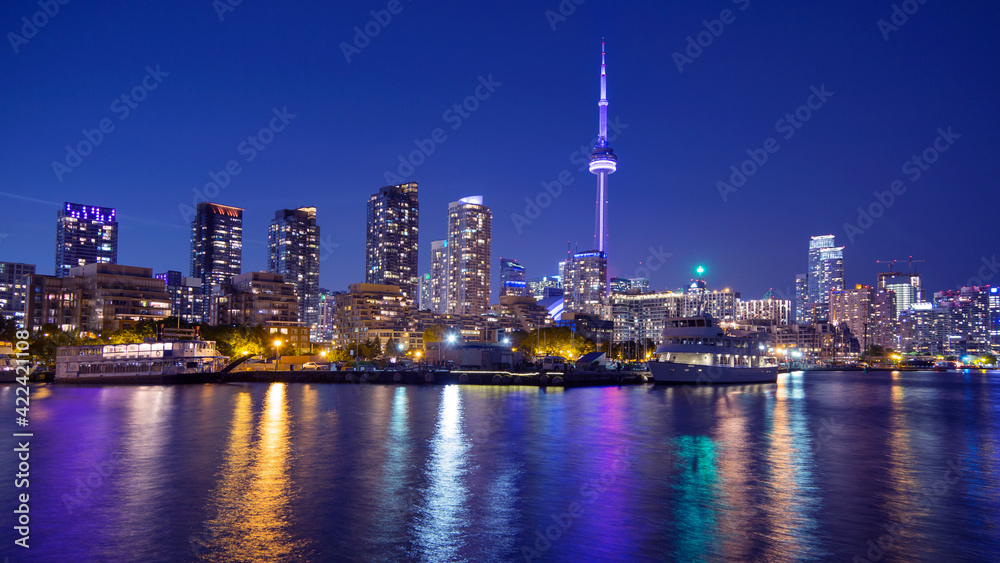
[55, 340, 227, 383]
[648, 314, 779, 385]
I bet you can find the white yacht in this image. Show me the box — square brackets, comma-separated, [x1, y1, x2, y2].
[648, 314, 778, 384]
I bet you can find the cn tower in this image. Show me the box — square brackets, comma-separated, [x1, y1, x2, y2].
[589, 39, 617, 255]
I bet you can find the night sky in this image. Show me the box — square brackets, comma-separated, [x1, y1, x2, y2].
[2, 0, 998, 301]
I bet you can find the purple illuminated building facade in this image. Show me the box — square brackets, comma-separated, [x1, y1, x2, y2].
[55, 202, 118, 278]
[589, 39, 617, 256]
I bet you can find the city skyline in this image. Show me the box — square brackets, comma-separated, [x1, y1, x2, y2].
[1, 1, 997, 301]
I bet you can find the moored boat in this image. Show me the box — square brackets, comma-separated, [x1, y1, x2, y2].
[648, 314, 778, 385]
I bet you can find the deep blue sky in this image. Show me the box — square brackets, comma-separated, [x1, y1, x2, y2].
[2, 0, 998, 300]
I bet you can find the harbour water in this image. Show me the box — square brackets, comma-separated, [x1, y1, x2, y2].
[2, 370, 999, 562]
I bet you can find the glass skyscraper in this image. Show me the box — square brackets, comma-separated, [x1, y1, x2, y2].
[806, 235, 844, 321]
[55, 202, 117, 278]
[268, 207, 320, 326]
[190, 202, 243, 321]
[877, 271, 923, 319]
[366, 183, 419, 304]
[446, 196, 491, 315]
[499, 257, 527, 297]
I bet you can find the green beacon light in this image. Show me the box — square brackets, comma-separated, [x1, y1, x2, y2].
[695, 265, 705, 276]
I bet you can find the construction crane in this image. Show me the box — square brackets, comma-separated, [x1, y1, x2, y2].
[875, 256, 926, 273]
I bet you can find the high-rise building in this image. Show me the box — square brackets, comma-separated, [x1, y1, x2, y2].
[795, 273, 808, 324]
[527, 276, 562, 301]
[268, 207, 320, 326]
[418, 273, 432, 311]
[877, 271, 923, 319]
[366, 183, 419, 303]
[563, 251, 608, 317]
[830, 285, 897, 351]
[0, 262, 35, 320]
[805, 235, 844, 320]
[429, 240, 449, 313]
[737, 298, 792, 325]
[990, 287, 999, 350]
[499, 257, 527, 297]
[190, 202, 243, 292]
[55, 202, 117, 278]
[611, 277, 650, 294]
[446, 196, 491, 315]
[154, 271, 205, 325]
[589, 39, 617, 257]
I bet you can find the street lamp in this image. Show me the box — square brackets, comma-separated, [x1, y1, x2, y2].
[273, 339, 282, 371]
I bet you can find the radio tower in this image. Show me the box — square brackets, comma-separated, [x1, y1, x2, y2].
[589, 38, 618, 254]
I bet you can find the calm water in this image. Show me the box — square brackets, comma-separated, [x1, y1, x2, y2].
[2, 371, 1000, 562]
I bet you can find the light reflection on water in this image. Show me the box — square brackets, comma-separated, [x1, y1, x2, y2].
[11, 371, 1000, 562]
[414, 385, 470, 561]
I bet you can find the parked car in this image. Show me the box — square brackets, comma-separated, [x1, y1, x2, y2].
[302, 362, 328, 370]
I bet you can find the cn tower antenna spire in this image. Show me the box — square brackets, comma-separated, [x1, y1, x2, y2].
[598, 38, 608, 147]
[589, 38, 617, 255]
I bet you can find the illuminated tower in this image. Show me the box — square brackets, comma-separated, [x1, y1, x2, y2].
[589, 39, 617, 255]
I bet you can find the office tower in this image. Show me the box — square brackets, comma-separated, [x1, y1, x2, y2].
[807, 235, 835, 303]
[806, 235, 844, 321]
[588, 39, 618, 256]
[795, 273, 808, 324]
[268, 207, 320, 326]
[429, 240, 448, 313]
[499, 257, 527, 297]
[366, 183, 419, 303]
[154, 271, 205, 325]
[190, 202, 243, 291]
[446, 196, 492, 315]
[563, 250, 608, 317]
[877, 271, 923, 319]
[55, 202, 117, 278]
[0, 262, 35, 320]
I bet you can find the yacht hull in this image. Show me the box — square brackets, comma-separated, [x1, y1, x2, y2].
[649, 361, 778, 385]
